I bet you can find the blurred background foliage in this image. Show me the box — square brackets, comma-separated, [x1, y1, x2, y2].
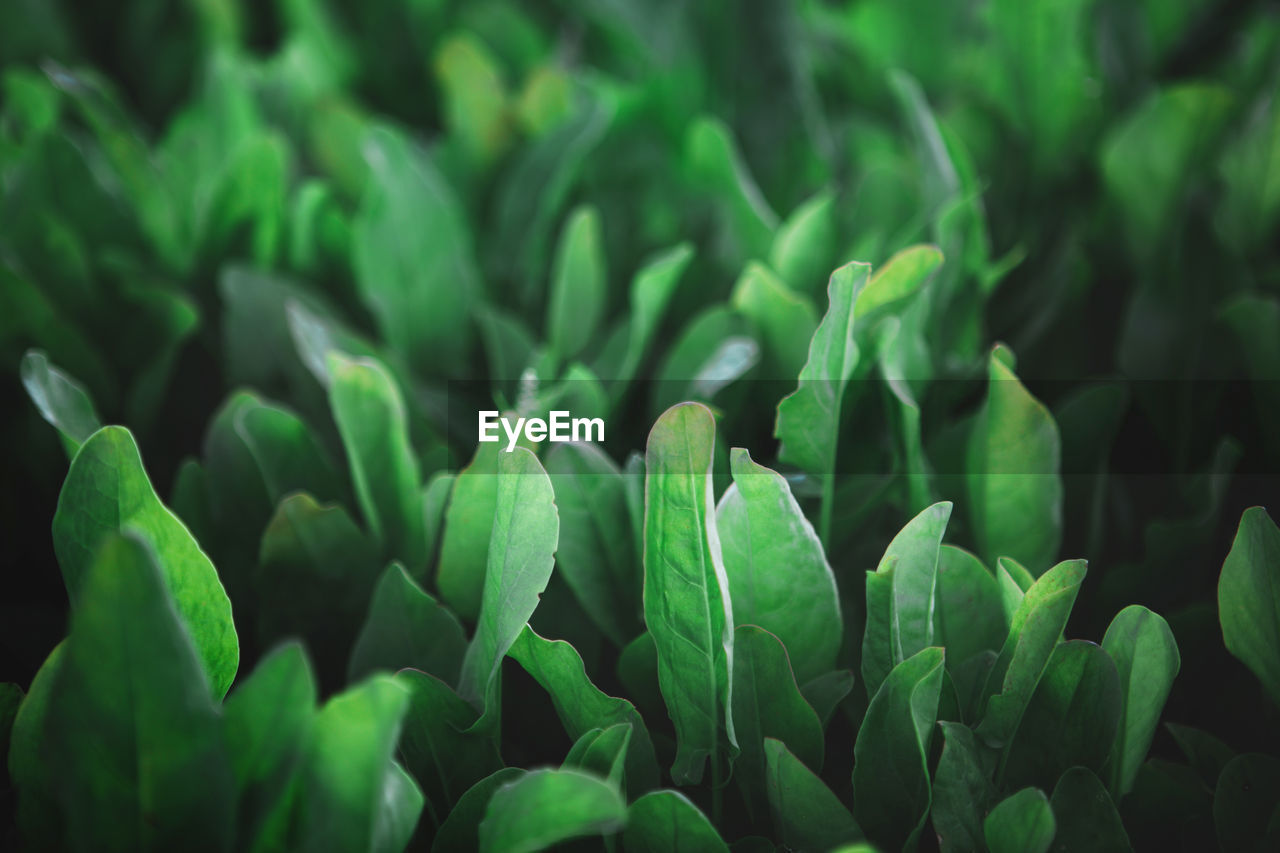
[1, 0, 1279, 848]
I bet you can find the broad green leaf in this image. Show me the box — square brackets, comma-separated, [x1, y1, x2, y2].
[1002, 641, 1122, 791]
[605, 242, 696, 393]
[295, 674, 418, 852]
[1218, 507, 1280, 706]
[437, 439, 502, 620]
[775, 261, 871, 543]
[395, 669, 502, 828]
[510, 626, 660, 793]
[977, 559, 1086, 748]
[617, 630, 665, 725]
[862, 502, 952, 697]
[932, 721, 997, 853]
[997, 556, 1036, 622]
[623, 789, 730, 853]
[854, 244, 943, 319]
[546, 441, 641, 645]
[731, 625, 825, 811]
[45, 532, 235, 852]
[352, 126, 477, 374]
[432, 768, 526, 853]
[984, 788, 1055, 853]
[458, 446, 559, 729]
[934, 545, 1006, 667]
[643, 402, 736, 785]
[348, 563, 467, 685]
[769, 190, 836, 296]
[685, 116, 777, 262]
[547, 205, 607, 361]
[717, 447, 841, 683]
[764, 738, 863, 852]
[730, 261, 817, 380]
[967, 346, 1062, 573]
[1102, 605, 1180, 795]
[1049, 767, 1132, 852]
[328, 352, 426, 571]
[800, 669, 855, 727]
[52, 426, 238, 697]
[1213, 753, 1280, 853]
[20, 349, 100, 456]
[434, 33, 511, 168]
[224, 641, 316, 853]
[853, 647, 945, 851]
[478, 767, 626, 853]
[564, 723, 633, 788]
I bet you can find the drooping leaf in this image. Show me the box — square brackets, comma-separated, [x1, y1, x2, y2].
[458, 446, 559, 730]
[1218, 507, 1280, 706]
[967, 345, 1062, 574]
[764, 738, 863, 852]
[731, 625, 825, 812]
[1102, 605, 1180, 796]
[984, 787, 1056, 853]
[716, 447, 841, 683]
[20, 348, 101, 456]
[623, 789, 730, 853]
[478, 767, 626, 853]
[510, 625, 660, 793]
[853, 646, 946, 851]
[643, 402, 736, 785]
[52, 426, 238, 697]
[861, 501, 952, 697]
[348, 563, 467, 685]
[45, 532, 236, 852]
[328, 352, 426, 571]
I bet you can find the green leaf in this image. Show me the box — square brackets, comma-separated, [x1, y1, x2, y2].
[328, 352, 426, 571]
[730, 261, 817, 380]
[1102, 605, 1180, 796]
[934, 545, 1006, 667]
[1002, 641, 1122, 791]
[967, 346, 1062, 573]
[1213, 753, 1280, 853]
[6, 642, 64, 843]
[1049, 767, 1132, 852]
[478, 767, 626, 853]
[977, 559, 1087, 748]
[862, 502, 952, 697]
[717, 447, 841, 683]
[643, 402, 735, 785]
[623, 789, 730, 853]
[295, 674, 419, 852]
[731, 625, 825, 811]
[546, 441, 641, 645]
[853, 646, 946, 851]
[984, 788, 1056, 853]
[996, 556, 1036, 622]
[547, 205, 607, 361]
[224, 641, 317, 852]
[510, 626, 660, 794]
[20, 349, 100, 456]
[348, 563, 467, 685]
[564, 723, 633, 789]
[432, 768, 526, 853]
[1167, 723, 1235, 786]
[395, 668, 502, 829]
[45, 532, 235, 852]
[931, 721, 997, 853]
[52, 426, 238, 698]
[438, 439, 502, 621]
[775, 261, 871, 544]
[800, 669, 856, 727]
[604, 242, 696, 395]
[764, 738, 863, 852]
[685, 116, 778, 262]
[433, 33, 511, 167]
[854, 244, 944, 319]
[1218, 507, 1280, 706]
[768, 190, 836, 296]
[352, 126, 477, 374]
[458, 446, 559, 729]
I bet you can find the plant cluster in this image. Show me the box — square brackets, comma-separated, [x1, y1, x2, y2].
[1, 1, 1279, 852]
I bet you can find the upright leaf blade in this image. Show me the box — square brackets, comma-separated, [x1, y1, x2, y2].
[1102, 605, 1180, 796]
[1218, 507, 1280, 706]
[547, 205, 606, 361]
[643, 402, 735, 785]
[348, 563, 467, 685]
[52, 426, 238, 697]
[478, 768, 626, 853]
[764, 738, 863, 852]
[623, 789, 730, 853]
[984, 788, 1055, 853]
